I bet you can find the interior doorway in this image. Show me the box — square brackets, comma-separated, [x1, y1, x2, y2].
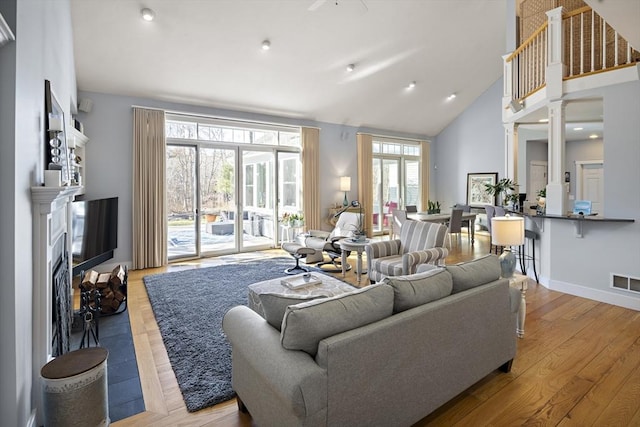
[528, 161, 548, 202]
[576, 160, 604, 215]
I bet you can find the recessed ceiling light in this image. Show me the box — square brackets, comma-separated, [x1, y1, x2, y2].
[589, 134, 598, 139]
[141, 8, 155, 21]
[446, 93, 457, 101]
[407, 81, 416, 89]
[539, 118, 549, 123]
[346, 64, 355, 72]
[261, 40, 271, 50]
[573, 127, 583, 131]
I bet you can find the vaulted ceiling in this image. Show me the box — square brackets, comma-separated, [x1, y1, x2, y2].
[70, 0, 507, 136]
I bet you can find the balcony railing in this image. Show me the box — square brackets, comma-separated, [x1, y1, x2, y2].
[504, 6, 639, 103]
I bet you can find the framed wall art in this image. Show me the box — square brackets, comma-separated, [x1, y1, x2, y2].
[467, 172, 498, 207]
[44, 80, 71, 185]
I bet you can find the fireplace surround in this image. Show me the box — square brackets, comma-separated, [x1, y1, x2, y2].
[31, 185, 80, 424]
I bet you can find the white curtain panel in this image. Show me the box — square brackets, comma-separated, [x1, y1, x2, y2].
[356, 133, 373, 237]
[420, 140, 430, 212]
[132, 107, 167, 269]
[301, 127, 320, 231]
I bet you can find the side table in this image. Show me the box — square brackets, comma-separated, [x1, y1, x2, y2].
[339, 238, 370, 285]
[509, 274, 528, 338]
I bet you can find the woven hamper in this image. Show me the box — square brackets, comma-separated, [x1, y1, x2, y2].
[41, 347, 109, 427]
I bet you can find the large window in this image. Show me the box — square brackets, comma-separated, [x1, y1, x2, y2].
[165, 115, 301, 258]
[372, 138, 422, 233]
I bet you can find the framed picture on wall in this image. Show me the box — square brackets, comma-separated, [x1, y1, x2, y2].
[44, 80, 71, 185]
[467, 172, 498, 207]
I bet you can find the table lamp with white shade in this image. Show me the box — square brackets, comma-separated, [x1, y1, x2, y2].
[340, 176, 351, 207]
[491, 215, 525, 278]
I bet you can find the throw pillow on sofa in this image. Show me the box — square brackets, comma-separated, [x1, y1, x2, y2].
[382, 268, 453, 313]
[280, 284, 394, 356]
[259, 293, 324, 331]
[446, 254, 501, 293]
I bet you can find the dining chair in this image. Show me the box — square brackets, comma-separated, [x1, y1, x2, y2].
[453, 203, 472, 233]
[446, 208, 464, 248]
[390, 208, 407, 239]
[405, 205, 418, 213]
[484, 205, 498, 254]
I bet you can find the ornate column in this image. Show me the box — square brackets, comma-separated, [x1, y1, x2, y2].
[546, 7, 566, 98]
[546, 100, 568, 215]
[504, 122, 519, 184]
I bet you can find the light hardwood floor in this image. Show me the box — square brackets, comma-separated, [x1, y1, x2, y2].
[113, 233, 640, 426]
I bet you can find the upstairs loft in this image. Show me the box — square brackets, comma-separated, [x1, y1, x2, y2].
[502, 4, 640, 122]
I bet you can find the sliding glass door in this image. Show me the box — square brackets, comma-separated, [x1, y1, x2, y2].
[241, 149, 275, 251]
[371, 139, 422, 235]
[166, 116, 302, 260]
[199, 147, 236, 254]
[372, 158, 401, 233]
[166, 145, 198, 258]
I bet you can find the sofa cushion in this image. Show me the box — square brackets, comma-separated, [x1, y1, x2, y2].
[370, 255, 404, 277]
[280, 284, 394, 356]
[446, 254, 501, 293]
[259, 293, 324, 331]
[382, 268, 453, 313]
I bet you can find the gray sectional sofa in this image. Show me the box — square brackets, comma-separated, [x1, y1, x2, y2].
[223, 254, 519, 427]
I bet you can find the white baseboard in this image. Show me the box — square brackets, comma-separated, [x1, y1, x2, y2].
[547, 278, 640, 311]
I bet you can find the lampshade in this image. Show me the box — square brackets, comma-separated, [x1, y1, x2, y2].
[491, 215, 524, 279]
[491, 215, 525, 246]
[339, 176, 351, 192]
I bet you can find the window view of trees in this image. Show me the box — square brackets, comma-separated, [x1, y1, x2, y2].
[165, 116, 302, 258]
[167, 146, 195, 220]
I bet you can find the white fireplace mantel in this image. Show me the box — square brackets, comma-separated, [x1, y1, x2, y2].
[31, 185, 81, 424]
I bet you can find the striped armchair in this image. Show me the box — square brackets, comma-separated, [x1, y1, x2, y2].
[365, 220, 448, 283]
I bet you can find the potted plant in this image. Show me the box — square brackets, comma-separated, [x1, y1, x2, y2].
[536, 188, 546, 215]
[484, 178, 516, 206]
[427, 200, 441, 214]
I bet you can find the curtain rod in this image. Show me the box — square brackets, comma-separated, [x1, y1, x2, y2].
[357, 132, 431, 143]
[131, 105, 321, 131]
[131, 105, 165, 111]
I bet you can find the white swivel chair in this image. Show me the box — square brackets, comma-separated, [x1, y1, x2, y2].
[303, 212, 360, 271]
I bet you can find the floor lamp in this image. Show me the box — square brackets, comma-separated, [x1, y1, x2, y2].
[491, 215, 525, 278]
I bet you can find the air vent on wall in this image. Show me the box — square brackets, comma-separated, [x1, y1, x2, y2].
[611, 273, 640, 294]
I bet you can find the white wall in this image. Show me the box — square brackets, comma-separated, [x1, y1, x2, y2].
[76, 91, 429, 268]
[539, 80, 640, 309]
[0, 2, 18, 424]
[432, 77, 505, 210]
[432, 70, 639, 310]
[1, 0, 77, 425]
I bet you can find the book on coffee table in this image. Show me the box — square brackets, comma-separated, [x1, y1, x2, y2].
[281, 273, 322, 289]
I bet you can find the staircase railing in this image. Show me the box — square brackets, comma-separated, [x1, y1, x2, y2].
[505, 22, 548, 101]
[504, 6, 639, 103]
[563, 6, 639, 79]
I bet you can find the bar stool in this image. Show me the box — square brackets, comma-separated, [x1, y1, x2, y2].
[518, 216, 540, 283]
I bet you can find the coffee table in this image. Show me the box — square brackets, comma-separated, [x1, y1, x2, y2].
[248, 272, 356, 318]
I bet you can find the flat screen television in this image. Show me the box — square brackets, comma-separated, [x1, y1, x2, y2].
[71, 197, 118, 276]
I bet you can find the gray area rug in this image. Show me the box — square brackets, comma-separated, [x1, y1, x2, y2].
[143, 257, 324, 412]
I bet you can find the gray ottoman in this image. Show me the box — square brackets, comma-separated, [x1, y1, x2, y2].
[248, 272, 356, 318]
